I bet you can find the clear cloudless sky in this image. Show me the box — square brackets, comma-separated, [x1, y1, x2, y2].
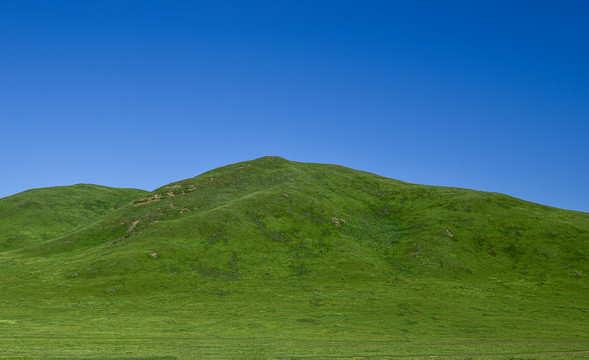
[1, 0, 588, 212]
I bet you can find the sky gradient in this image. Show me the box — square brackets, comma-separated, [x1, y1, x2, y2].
[1, 1, 588, 212]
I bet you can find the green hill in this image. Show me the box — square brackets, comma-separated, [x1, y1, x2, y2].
[0, 157, 587, 359]
[0, 184, 148, 251]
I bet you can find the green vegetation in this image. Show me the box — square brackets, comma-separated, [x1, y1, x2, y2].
[0, 184, 147, 251]
[0, 157, 587, 359]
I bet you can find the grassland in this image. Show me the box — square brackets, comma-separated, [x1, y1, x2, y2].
[0, 157, 587, 359]
[0, 184, 147, 251]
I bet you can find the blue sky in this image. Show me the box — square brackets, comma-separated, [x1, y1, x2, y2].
[1, 1, 588, 212]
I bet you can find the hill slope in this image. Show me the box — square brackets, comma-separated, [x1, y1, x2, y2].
[0, 156, 587, 359]
[23, 156, 588, 282]
[0, 184, 148, 251]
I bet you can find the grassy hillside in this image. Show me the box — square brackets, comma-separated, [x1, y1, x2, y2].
[0, 184, 148, 251]
[0, 157, 587, 359]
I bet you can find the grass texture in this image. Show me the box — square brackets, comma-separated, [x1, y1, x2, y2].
[0, 157, 587, 359]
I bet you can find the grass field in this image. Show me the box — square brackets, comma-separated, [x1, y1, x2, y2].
[0, 157, 587, 359]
